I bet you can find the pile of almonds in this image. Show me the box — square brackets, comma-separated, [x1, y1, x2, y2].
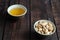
[35, 20, 54, 35]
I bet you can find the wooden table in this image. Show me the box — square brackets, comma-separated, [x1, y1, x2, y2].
[0, 0, 60, 40]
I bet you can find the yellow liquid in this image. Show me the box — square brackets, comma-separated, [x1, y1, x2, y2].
[9, 8, 25, 16]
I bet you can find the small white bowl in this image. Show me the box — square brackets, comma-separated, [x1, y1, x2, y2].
[7, 4, 27, 17]
[34, 20, 56, 36]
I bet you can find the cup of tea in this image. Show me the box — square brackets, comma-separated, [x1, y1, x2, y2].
[34, 20, 56, 37]
[7, 4, 27, 17]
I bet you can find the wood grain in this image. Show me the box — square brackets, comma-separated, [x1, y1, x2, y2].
[3, 0, 30, 40]
[0, 0, 59, 40]
[51, 0, 60, 40]
[31, 0, 58, 40]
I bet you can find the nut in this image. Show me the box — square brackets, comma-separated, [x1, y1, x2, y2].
[34, 20, 54, 35]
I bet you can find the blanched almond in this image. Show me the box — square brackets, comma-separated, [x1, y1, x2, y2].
[40, 30, 44, 34]
[48, 26, 53, 31]
[39, 28, 42, 31]
[34, 20, 54, 35]
[40, 21, 48, 25]
[48, 22, 53, 27]
[46, 24, 50, 29]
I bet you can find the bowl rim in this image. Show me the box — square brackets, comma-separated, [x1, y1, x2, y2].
[7, 4, 27, 17]
[34, 20, 56, 36]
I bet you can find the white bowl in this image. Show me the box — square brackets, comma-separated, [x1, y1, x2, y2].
[34, 20, 56, 36]
[7, 4, 27, 17]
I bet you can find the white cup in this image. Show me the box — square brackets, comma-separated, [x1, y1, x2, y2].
[7, 4, 27, 17]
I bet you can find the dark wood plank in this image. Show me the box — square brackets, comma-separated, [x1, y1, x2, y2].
[51, 0, 60, 40]
[31, 0, 58, 40]
[2, 0, 12, 40]
[0, 0, 8, 40]
[0, 0, 59, 40]
[31, 0, 48, 40]
[3, 0, 30, 40]
[44, 0, 58, 40]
